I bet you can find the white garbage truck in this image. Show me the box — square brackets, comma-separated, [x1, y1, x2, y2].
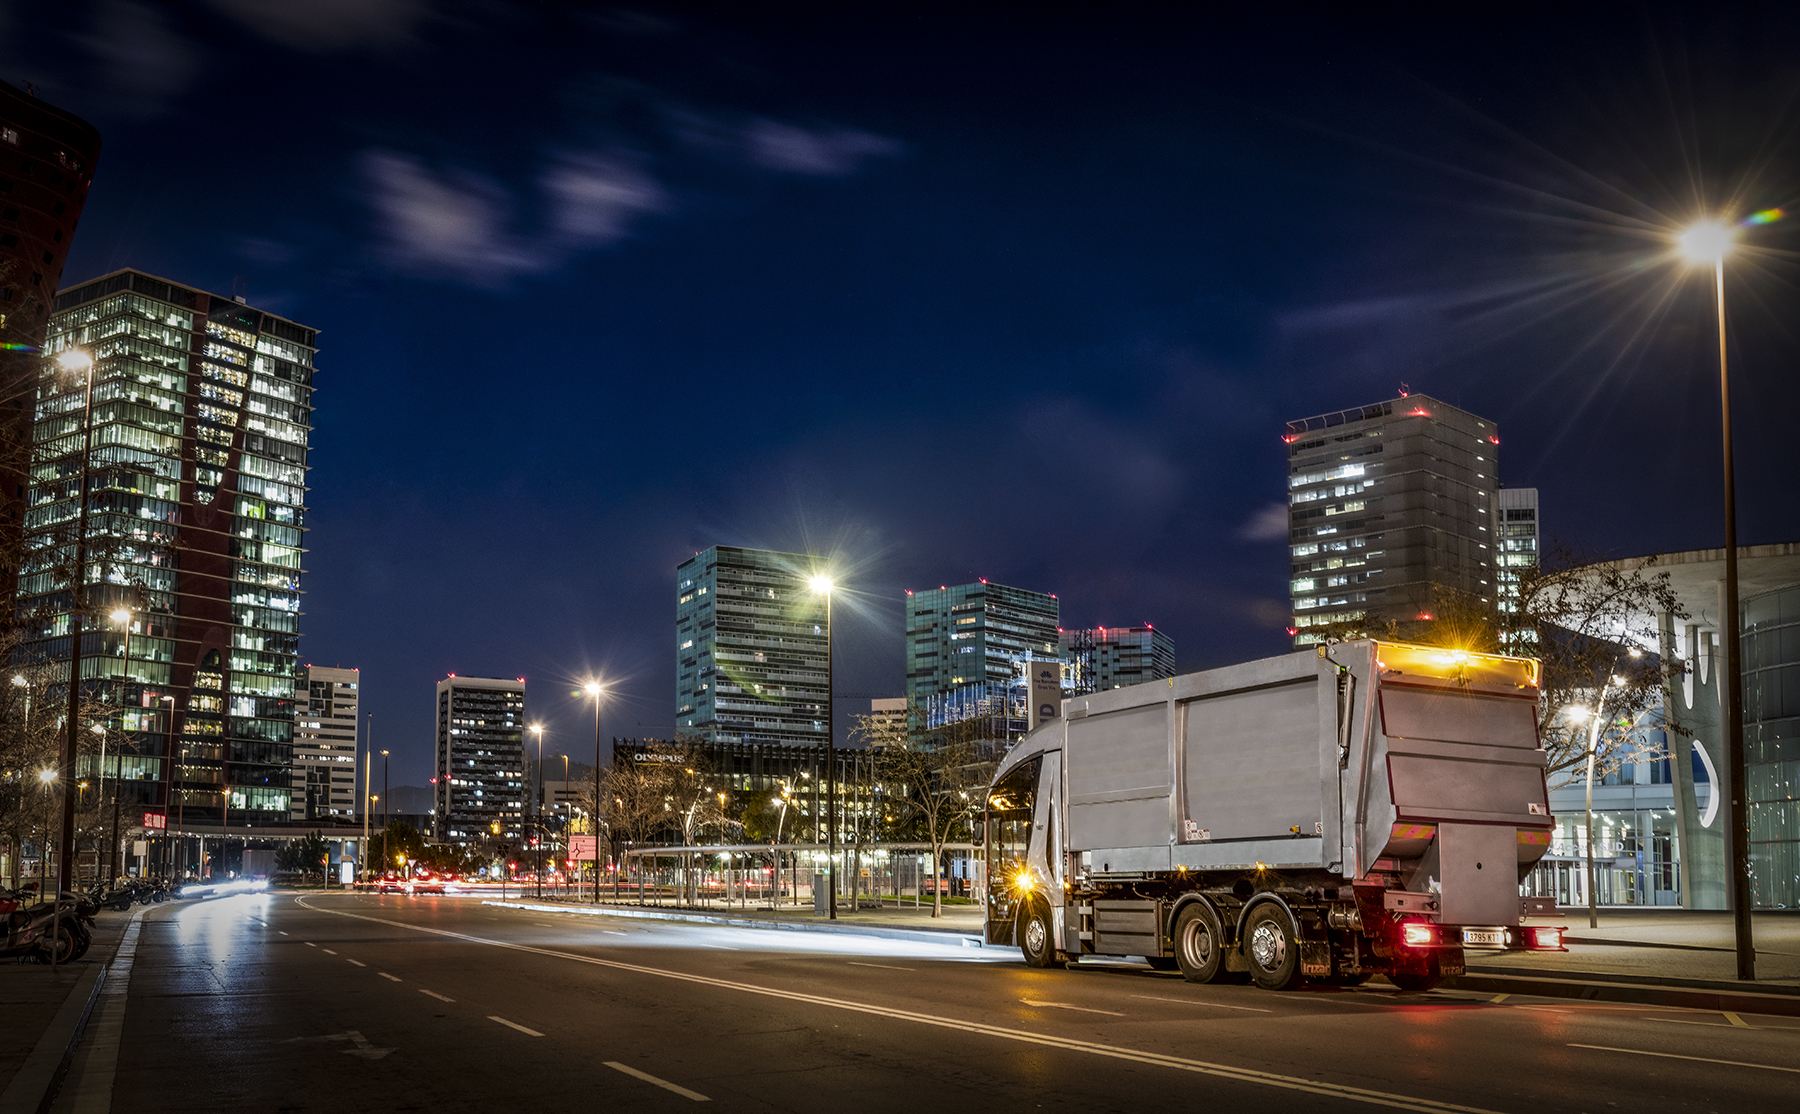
[983, 640, 1565, 991]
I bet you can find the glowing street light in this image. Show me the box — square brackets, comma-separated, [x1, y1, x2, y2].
[530, 723, 545, 898]
[810, 572, 837, 920]
[583, 680, 604, 903]
[1675, 212, 1766, 979]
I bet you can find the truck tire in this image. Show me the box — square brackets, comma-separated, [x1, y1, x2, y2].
[1020, 901, 1058, 968]
[1242, 903, 1303, 991]
[1172, 901, 1226, 984]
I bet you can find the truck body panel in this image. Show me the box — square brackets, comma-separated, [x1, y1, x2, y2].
[986, 639, 1562, 988]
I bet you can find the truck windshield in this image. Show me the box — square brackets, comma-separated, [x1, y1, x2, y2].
[986, 756, 1041, 872]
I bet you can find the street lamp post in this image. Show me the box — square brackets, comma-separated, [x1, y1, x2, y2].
[54, 348, 99, 907]
[584, 682, 603, 904]
[530, 724, 545, 899]
[808, 574, 836, 920]
[107, 608, 135, 888]
[1677, 218, 1756, 981]
[381, 749, 390, 875]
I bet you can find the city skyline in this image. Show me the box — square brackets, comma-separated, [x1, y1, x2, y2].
[9, 5, 1800, 789]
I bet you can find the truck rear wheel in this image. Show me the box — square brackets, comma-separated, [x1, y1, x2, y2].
[1243, 903, 1303, 991]
[1172, 901, 1225, 983]
[1020, 901, 1058, 968]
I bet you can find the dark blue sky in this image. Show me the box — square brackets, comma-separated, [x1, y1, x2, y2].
[9, 2, 1800, 786]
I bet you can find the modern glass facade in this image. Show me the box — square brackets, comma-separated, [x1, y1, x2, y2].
[904, 580, 1058, 706]
[1286, 395, 1498, 646]
[676, 546, 830, 747]
[28, 269, 314, 828]
[1059, 625, 1175, 693]
[434, 676, 526, 843]
[1744, 584, 1800, 908]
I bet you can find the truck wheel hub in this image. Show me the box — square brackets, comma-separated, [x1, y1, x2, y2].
[1250, 921, 1286, 969]
[1024, 916, 1046, 954]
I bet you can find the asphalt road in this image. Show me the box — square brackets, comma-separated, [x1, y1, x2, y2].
[55, 893, 1800, 1113]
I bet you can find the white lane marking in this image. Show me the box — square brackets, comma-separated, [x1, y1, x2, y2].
[65, 907, 149, 1113]
[1644, 1017, 1749, 1029]
[296, 897, 1507, 1114]
[1021, 999, 1125, 1017]
[489, 1015, 544, 1037]
[605, 1061, 710, 1102]
[278, 931, 288, 935]
[1129, 995, 1271, 1013]
[848, 962, 915, 971]
[304, 942, 316, 947]
[700, 944, 738, 950]
[1569, 1044, 1800, 1073]
[601, 930, 629, 936]
[346, 959, 366, 967]
[420, 989, 454, 1003]
[380, 973, 402, 982]
[534, 922, 555, 927]
[1512, 1005, 1570, 1014]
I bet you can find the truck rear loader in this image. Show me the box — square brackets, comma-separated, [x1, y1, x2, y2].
[983, 640, 1566, 991]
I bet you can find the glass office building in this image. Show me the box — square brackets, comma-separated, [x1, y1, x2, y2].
[293, 665, 359, 822]
[1059, 625, 1175, 693]
[1744, 583, 1800, 908]
[1286, 394, 1498, 646]
[676, 546, 830, 747]
[29, 269, 314, 829]
[905, 580, 1058, 706]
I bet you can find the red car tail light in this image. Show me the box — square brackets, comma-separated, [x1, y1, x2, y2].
[1401, 922, 1438, 947]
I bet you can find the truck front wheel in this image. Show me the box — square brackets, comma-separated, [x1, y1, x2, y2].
[1172, 901, 1225, 983]
[1020, 901, 1058, 968]
[1242, 904, 1303, 991]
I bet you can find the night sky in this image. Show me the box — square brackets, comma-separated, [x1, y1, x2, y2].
[8, 3, 1799, 788]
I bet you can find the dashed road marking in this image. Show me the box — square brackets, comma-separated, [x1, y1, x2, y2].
[322, 949, 338, 955]
[605, 1061, 710, 1102]
[380, 973, 402, 982]
[489, 1015, 544, 1037]
[700, 944, 737, 950]
[601, 930, 629, 936]
[278, 931, 288, 935]
[420, 989, 454, 1003]
[304, 942, 316, 947]
[1488, 994, 1510, 1003]
[1724, 1011, 1750, 1027]
[347, 959, 366, 967]
[848, 962, 914, 971]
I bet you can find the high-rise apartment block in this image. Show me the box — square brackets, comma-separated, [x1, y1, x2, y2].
[905, 580, 1059, 705]
[676, 546, 829, 747]
[31, 270, 315, 826]
[1285, 394, 1498, 646]
[292, 666, 359, 823]
[1060, 625, 1175, 693]
[0, 83, 101, 620]
[433, 676, 526, 843]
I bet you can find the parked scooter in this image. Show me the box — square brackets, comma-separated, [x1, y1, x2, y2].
[0, 891, 85, 964]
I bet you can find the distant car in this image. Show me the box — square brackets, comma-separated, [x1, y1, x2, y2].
[375, 875, 404, 893]
[407, 878, 446, 895]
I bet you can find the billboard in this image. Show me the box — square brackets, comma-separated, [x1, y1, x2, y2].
[1027, 659, 1062, 732]
[142, 811, 167, 830]
[569, 835, 599, 861]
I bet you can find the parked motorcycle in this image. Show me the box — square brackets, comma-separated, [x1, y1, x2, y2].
[0, 891, 84, 964]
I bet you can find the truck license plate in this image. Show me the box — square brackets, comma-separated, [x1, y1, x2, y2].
[1463, 928, 1504, 946]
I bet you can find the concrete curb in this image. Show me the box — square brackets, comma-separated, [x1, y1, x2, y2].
[482, 900, 998, 951]
[1446, 969, 1800, 1018]
[0, 962, 105, 1114]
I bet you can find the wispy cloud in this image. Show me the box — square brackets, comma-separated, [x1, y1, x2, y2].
[542, 154, 667, 245]
[361, 152, 543, 285]
[673, 111, 905, 177]
[205, 0, 433, 52]
[361, 148, 668, 286]
[1237, 502, 1290, 542]
[77, 0, 200, 115]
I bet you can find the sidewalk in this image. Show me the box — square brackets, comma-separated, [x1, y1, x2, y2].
[0, 907, 134, 1114]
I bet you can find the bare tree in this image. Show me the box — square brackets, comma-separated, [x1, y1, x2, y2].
[875, 700, 988, 918]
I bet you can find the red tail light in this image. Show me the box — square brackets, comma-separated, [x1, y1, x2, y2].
[1529, 926, 1565, 950]
[1401, 922, 1438, 947]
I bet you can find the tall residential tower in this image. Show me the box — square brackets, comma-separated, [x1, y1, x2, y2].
[904, 580, 1059, 706]
[1285, 394, 1498, 646]
[433, 675, 526, 843]
[292, 666, 359, 823]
